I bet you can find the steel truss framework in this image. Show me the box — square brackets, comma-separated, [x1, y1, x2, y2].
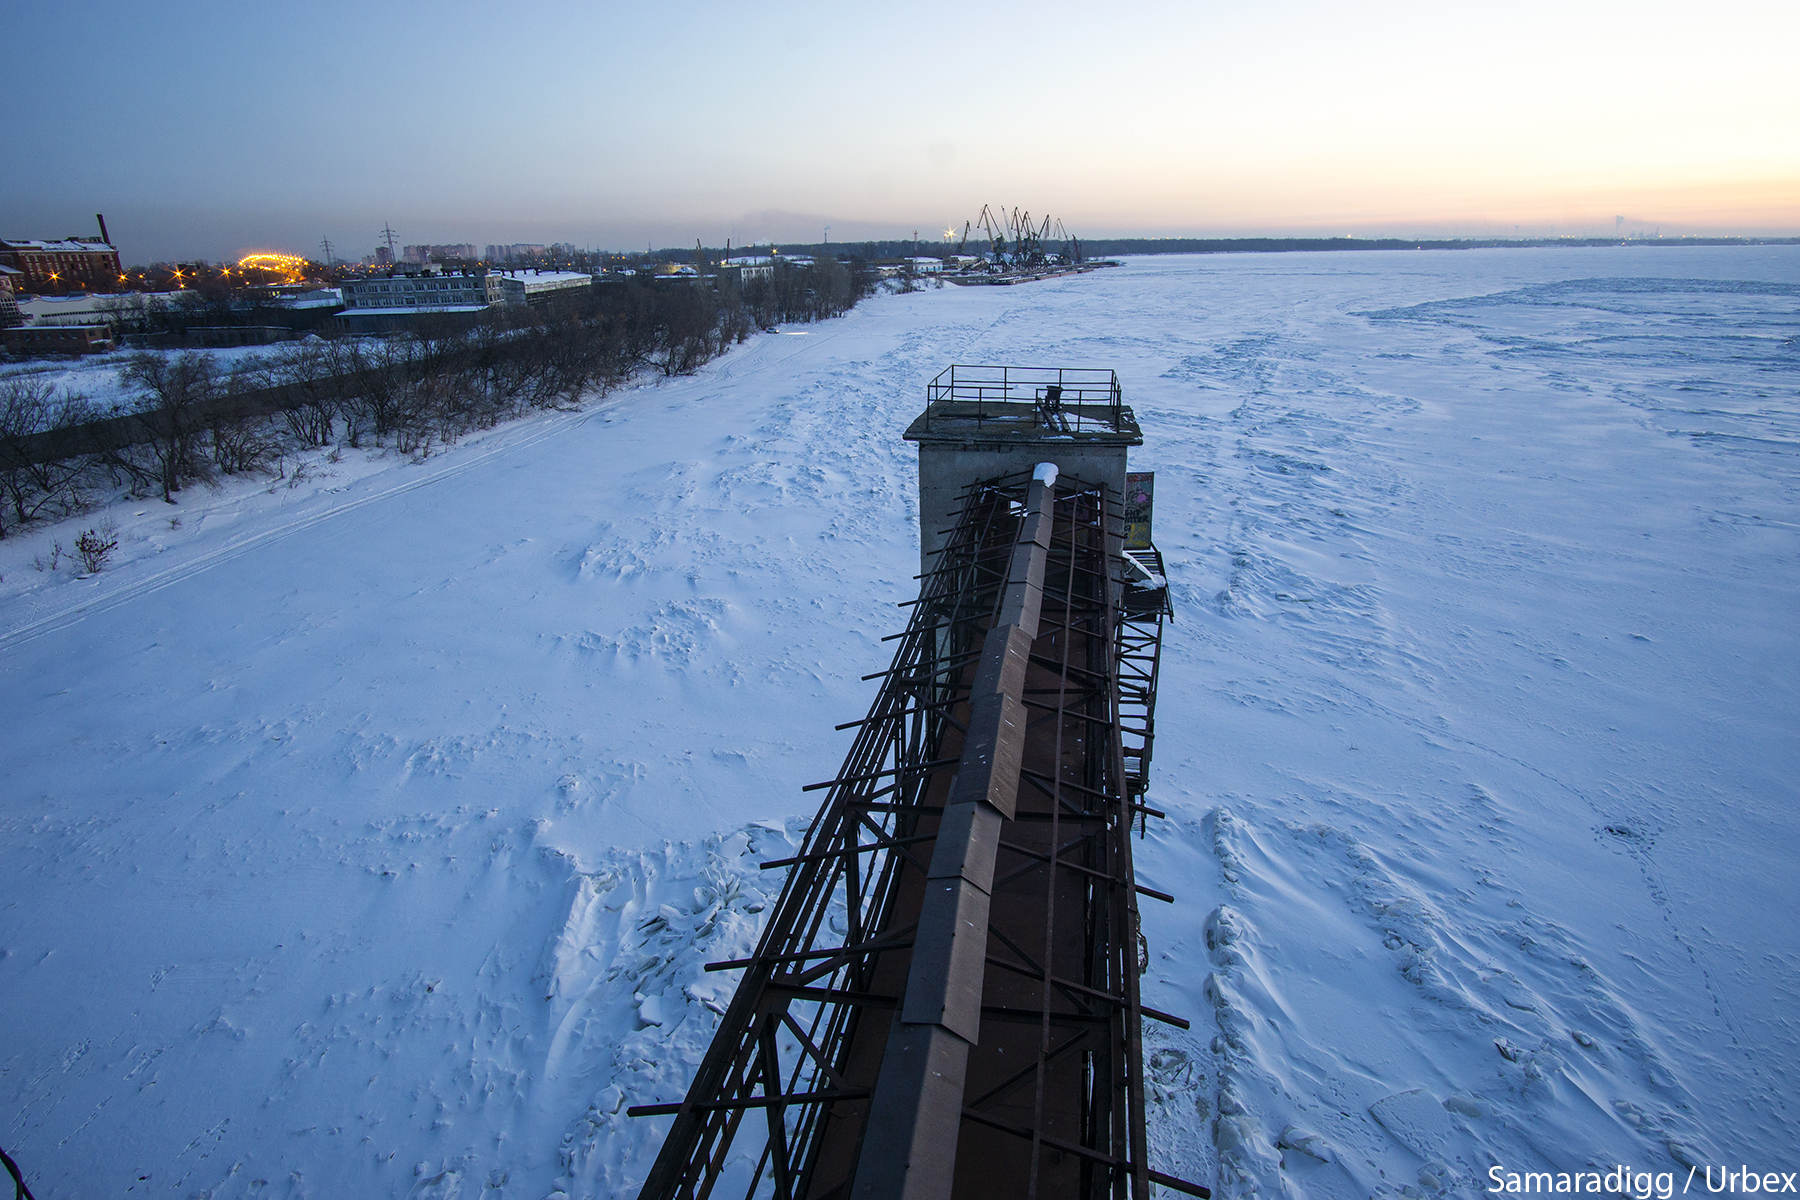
[631, 470, 1193, 1200]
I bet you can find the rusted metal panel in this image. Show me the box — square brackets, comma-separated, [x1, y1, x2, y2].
[1019, 508, 1055, 550]
[947, 691, 1027, 819]
[850, 1024, 971, 1200]
[900, 877, 992, 1040]
[975, 625, 1035, 704]
[925, 801, 1004, 888]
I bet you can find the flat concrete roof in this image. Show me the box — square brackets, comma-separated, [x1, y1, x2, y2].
[903, 400, 1142, 445]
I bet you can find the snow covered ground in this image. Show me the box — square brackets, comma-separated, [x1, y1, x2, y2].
[2, 343, 294, 417]
[2, 246, 1795, 1199]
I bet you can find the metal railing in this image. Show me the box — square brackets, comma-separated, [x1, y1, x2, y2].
[922, 365, 1125, 435]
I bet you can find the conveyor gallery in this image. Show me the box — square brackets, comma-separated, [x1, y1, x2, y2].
[631, 367, 1200, 1200]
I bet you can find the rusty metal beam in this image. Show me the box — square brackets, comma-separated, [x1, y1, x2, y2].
[631, 460, 1196, 1200]
[850, 467, 1058, 1200]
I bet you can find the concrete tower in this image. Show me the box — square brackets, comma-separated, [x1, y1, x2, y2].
[903, 365, 1142, 574]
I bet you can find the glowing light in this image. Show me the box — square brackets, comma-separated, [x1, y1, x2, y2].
[236, 252, 310, 283]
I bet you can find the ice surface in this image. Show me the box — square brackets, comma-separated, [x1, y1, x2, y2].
[2, 246, 1796, 1198]
[1368, 1089, 1457, 1159]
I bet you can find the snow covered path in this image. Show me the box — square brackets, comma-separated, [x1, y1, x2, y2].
[2, 248, 1795, 1198]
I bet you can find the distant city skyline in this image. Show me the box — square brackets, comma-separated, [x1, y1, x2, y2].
[8, 0, 1796, 265]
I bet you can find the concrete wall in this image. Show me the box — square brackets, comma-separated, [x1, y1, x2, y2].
[916, 441, 1128, 575]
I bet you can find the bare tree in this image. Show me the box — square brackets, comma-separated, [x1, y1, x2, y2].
[271, 342, 339, 446]
[0, 380, 94, 534]
[656, 284, 717, 377]
[121, 351, 219, 501]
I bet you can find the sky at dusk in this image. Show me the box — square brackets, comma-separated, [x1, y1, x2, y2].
[7, 0, 1797, 264]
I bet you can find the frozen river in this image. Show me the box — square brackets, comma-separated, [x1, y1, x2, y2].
[2, 246, 1795, 1198]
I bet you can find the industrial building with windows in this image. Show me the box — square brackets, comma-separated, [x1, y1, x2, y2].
[340, 271, 506, 312]
[0, 238, 123, 294]
[495, 271, 593, 305]
[339, 269, 592, 313]
[2, 324, 116, 356]
[336, 269, 594, 332]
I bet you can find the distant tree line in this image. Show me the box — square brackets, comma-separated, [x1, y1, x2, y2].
[0, 260, 877, 538]
[1070, 235, 1800, 256]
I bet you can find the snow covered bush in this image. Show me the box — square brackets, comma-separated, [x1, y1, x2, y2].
[74, 525, 117, 573]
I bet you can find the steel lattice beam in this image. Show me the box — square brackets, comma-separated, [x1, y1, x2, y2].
[629, 467, 1199, 1200]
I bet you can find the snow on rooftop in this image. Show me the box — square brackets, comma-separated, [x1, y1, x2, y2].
[502, 270, 592, 283]
[18, 294, 128, 315]
[0, 238, 116, 253]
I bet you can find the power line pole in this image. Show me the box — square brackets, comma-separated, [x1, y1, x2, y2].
[381, 223, 398, 258]
[319, 236, 335, 266]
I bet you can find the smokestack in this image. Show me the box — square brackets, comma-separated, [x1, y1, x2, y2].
[96, 213, 111, 245]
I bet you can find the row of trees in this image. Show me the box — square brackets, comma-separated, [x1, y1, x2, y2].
[74, 255, 874, 341]
[1, 262, 878, 537]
